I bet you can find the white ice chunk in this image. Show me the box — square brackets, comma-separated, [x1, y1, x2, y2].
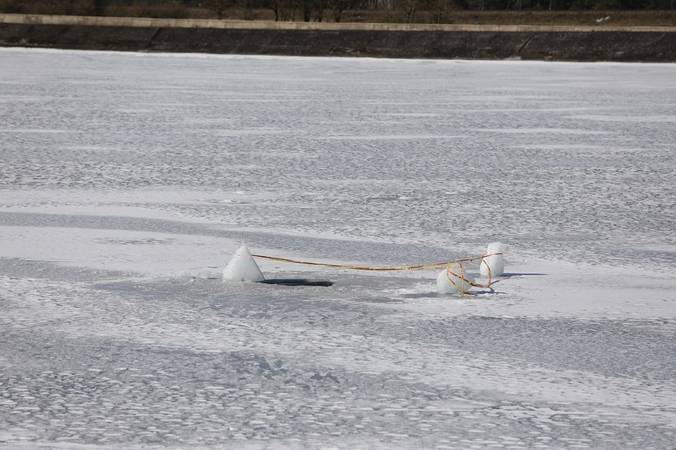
[437, 263, 474, 294]
[198, 270, 220, 280]
[480, 242, 504, 277]
[176, 270, 193, 279]
[222, 244, 265, 282]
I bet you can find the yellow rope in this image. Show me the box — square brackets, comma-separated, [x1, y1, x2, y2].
[445, 261, 492, 296]
[251, 252, 503, 295]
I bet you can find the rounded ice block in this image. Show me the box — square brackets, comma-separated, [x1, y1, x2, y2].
[437, 263, 474, 294]
[480, 242, 504, 277]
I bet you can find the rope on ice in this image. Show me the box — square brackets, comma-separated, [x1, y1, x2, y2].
[251, 252, 503, 295]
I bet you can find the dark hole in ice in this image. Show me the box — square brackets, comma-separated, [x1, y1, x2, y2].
[259, 279, 334, 287]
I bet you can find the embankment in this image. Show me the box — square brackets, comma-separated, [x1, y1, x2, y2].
[1, 14, 675, 62]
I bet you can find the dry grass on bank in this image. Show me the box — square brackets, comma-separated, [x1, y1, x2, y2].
[105, 7, 676, 26]
[0, 2, 674, 26]
[341, 9, 676, 26]
[114, 8, 676, 26]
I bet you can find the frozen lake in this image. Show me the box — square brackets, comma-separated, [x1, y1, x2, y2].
[1, 48, 676, 449]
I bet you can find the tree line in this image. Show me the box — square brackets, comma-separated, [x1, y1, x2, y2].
[0, 0, 673, 23]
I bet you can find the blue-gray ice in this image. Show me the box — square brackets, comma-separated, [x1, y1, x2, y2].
[1, 49, 676, 449]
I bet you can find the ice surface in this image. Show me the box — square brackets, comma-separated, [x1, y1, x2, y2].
[222, 243, 265, 282]
[1, 48, 676, 449]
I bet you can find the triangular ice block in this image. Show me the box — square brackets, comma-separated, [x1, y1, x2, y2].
[222, 244, 265, 282]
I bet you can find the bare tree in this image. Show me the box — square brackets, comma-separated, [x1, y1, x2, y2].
[312, 0, 326, 21]
[430, 0, 448, 23]
[279, 0, 296, 20]
[262, 0, 281, 20]
[239, 0, 256, 19]
[297, 0, 312, 21]
[328, 0, 349, 21]
[400, 0, 418, 22]
[203, 0, 230, 19]
[94, 0, 106, 15]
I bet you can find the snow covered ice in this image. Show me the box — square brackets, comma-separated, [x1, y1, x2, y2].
[1, 48, 676, 449]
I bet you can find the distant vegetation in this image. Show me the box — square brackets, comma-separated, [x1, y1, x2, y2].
[0, 0, 674, 24]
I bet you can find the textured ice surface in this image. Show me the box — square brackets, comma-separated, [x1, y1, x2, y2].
[1, 49, 676, 449]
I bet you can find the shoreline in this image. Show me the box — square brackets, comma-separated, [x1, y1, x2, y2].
[2, 14, 676, 62]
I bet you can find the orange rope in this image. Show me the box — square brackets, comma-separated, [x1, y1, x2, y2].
[251, 252, 503, 295]
[445, 261, 494, 296]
